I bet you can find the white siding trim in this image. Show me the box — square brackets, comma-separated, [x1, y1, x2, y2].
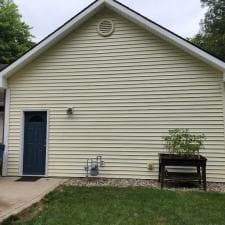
[106, 0, 225, 73]
[0, 0, 225, 87]
[19, 111, 24, 176]
[19, 109, 49, 177]
[46, 110, 49, 177]
[2, 89, 10, 176]
[0, 0, 105, 87]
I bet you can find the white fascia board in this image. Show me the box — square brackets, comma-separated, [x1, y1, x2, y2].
[0, 0, 105, 87]
[106, 0, 225, 73]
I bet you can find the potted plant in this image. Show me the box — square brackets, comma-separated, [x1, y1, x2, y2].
[163, 128, 206, 158]
[159, 129, 207, 190]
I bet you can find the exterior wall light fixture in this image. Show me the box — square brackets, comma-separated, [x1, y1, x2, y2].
[66, 107, 73, 115]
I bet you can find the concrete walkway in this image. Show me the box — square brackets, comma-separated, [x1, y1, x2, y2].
[0, 177, 65, 222]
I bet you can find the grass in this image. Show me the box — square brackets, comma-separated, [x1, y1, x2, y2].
[2, 186, 225, 225]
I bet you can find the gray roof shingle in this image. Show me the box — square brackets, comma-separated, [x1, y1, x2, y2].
[0, 64, 7, 71]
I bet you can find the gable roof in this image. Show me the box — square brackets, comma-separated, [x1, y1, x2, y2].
[1, 0, 225, 87]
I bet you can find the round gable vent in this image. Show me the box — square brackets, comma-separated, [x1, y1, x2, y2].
[98, 19, 114, 37]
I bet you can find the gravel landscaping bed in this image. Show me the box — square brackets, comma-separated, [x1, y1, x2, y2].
[67, 178, 225, 193]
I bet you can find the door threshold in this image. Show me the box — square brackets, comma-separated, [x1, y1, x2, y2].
[21, 174, 46, 177]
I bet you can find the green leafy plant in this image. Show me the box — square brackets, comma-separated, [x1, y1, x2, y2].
[163, 129, 206, 157]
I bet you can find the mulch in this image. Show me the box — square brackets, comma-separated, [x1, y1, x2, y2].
[66, 178, 225, 193]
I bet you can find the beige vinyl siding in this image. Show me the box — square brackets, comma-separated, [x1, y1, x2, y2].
[7, 8, 225, 181]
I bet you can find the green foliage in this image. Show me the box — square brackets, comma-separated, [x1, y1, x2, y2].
[190, 0, 225, 61]
[163, 128, 206, 156]
[0, 0, 35, 64]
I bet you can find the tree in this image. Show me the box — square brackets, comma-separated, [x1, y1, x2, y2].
[190, 0, 225, 61]
[0, 0, 35, 64]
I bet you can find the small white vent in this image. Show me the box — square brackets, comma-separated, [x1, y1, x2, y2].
[98, 19, 114, 37]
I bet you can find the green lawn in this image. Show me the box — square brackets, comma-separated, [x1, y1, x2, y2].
[2, 186, 225, 225]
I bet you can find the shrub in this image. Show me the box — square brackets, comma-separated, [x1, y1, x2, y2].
[163, 129, 205, 156]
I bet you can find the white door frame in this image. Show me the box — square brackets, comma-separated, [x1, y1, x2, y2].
[19, 109, 49, 177]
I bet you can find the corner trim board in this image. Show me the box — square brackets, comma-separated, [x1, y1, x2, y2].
[2, 88, 10, 176]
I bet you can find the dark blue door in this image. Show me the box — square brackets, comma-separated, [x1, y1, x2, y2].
[23, 112, 47, 175]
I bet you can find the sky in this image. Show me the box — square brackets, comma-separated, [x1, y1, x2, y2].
[14, 0, 207, 43]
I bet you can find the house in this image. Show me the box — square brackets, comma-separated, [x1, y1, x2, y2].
[0, 0, 225, 181]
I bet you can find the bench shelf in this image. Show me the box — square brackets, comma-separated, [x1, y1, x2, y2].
[158, 153, 207, 191]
